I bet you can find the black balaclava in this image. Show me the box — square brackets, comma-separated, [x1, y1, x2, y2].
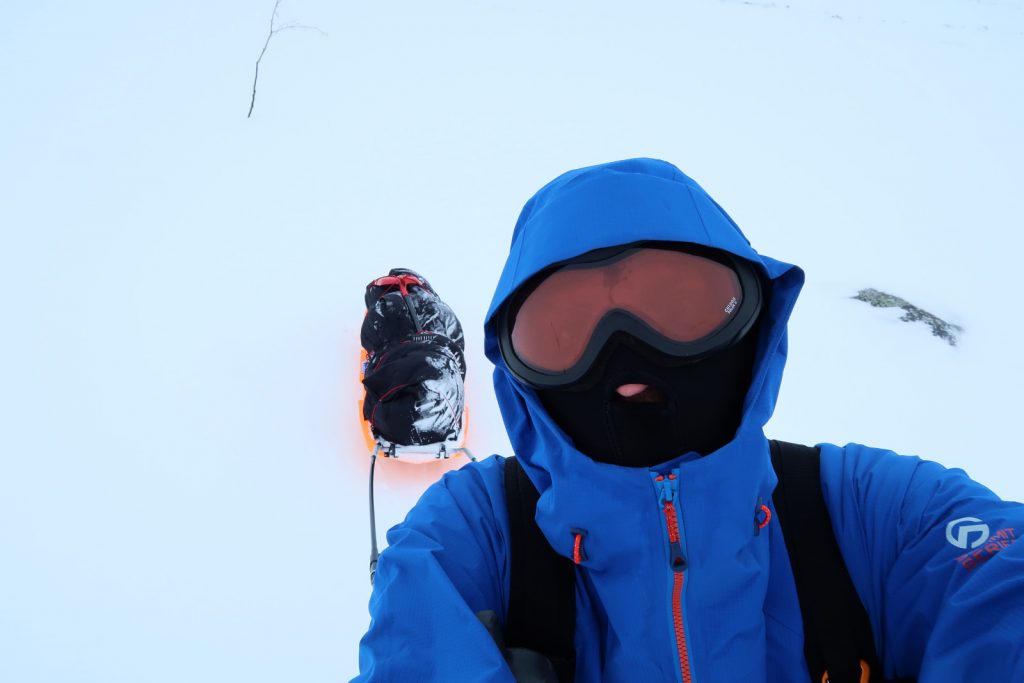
[536, 323, 759, 468]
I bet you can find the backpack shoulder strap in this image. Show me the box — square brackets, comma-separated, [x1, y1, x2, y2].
[503, 456, 576, 683]
[770, 440, 894, 683]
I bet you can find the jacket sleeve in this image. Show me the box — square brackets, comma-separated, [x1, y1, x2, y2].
[354, 456, 517, 683]
[820, 443, 1024, 681]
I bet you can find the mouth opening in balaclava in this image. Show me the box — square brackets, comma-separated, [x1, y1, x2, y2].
[536, 323, 760, 468]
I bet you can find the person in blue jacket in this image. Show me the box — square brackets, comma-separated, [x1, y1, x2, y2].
[356, 158, 1024, 682]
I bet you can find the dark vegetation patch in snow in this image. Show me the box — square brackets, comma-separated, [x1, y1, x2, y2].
[853, 288, 963, 346]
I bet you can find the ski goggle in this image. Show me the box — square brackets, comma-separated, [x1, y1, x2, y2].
[496, 243, 763, 389]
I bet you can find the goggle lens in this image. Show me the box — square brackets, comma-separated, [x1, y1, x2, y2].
[510, 249, 743, 372]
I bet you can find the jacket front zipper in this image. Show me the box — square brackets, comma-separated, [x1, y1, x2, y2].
[656, 473, 693, 683]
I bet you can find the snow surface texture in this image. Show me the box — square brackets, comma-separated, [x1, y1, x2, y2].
[1, 1, 1022, 681]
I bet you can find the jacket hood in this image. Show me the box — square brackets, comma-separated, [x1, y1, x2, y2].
[484, 158, 805, 571]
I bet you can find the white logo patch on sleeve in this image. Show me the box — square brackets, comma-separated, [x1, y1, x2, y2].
[946, 517, 991, 550]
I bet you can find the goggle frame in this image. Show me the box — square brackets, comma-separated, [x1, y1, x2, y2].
[496, 241, 763, 390]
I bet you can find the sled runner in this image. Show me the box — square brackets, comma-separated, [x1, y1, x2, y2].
[360, 269, 475, 583]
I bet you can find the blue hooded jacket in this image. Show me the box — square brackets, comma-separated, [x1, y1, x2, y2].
[356, 159, 1024, 682]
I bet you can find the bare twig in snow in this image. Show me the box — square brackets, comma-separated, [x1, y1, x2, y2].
[248, 0, 328, 118]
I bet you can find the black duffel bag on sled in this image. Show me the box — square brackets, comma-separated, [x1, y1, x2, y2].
[360, 268, 468, 452]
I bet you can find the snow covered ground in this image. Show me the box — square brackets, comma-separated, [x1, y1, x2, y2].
[2, 1, 1022, 680]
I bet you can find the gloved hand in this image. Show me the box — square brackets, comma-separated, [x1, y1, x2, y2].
[476, 610, 560, 683]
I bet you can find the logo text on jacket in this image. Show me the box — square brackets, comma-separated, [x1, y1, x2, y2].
[953, 527, 1018, 571]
